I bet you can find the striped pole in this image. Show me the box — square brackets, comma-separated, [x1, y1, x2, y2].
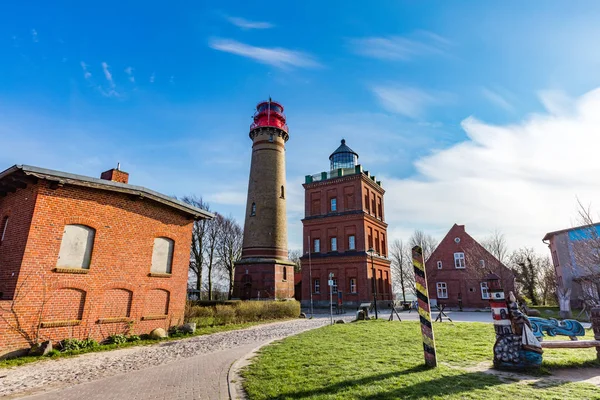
[412, 245, 437, 368]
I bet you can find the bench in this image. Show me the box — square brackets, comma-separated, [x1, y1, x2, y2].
[529, 314, 600, 357]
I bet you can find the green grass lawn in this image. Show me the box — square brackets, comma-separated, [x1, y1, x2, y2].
[529, 306, 588, 322]
[0, 319, 290, 369]
[242, 321, 600, 400]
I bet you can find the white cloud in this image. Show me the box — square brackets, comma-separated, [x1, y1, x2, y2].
[206, 191, 246, 206]
[226, 16, 273, 30]
[208, 38, 320, 69]
[100, 62, 120, 98]
[350, 30, 450, 61]
[150, 72, 155, 83]
[31, 29, 38, 43]
[80, 61, 92, 80]
[371, 85, 452, 119]
[482, 87, 515, 112]
[124, 66, 135, 83]
[101, 62, 115, 88]
[383, 87, 600, 253]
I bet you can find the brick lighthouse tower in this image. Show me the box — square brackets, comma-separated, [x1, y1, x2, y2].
[233, 99, 295, 300]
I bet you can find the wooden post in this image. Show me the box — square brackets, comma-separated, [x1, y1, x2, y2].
[592, 307, 600, 360]
[412, 245, 437, 368]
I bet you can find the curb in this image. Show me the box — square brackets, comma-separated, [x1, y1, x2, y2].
[227, 338, 278, 400]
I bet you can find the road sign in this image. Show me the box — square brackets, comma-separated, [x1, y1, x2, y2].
[328, 279, 334, 286]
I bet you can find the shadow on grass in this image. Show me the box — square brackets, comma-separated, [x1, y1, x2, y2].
[275, 365, 505, 400]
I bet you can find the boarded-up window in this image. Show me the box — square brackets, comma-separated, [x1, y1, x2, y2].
[151, 237, 174, 274]
[57, 225, 95, 269]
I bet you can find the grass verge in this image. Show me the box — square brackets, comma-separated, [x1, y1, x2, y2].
[529, 306, 588, 322]
[0, 319, 291, 369]
[242, 321, 600, 400]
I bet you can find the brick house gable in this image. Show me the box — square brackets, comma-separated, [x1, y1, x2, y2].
[425, 224, 515, 309]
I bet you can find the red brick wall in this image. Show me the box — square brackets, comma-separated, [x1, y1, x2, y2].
[0, 180, 193, 357]
[425, 224, 516, 309]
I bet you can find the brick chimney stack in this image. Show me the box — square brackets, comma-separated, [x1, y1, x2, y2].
[100, 163, 129, 184]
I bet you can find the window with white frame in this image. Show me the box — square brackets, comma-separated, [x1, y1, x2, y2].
[332, 278, 338, 294]
[348, 235, 356, 250]
[313, 238, 320, 253]
[151, 237, 175, 274]
[437, 261, 442, 269]
[330, 237, 337, 252]
[349, 278, 357, 293]
[479, 259, 485, 268]
[0, 216, 8, 243]
[330, 198, 337, 212]
[454, 252, 465, 269]
[480, 282, 490, 299]
[436, 282, 448, 298]
[56, 224, 96, 269]
[314, 278, 320, 293]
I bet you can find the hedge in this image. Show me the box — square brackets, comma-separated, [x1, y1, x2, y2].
[185, 300, 300, 327]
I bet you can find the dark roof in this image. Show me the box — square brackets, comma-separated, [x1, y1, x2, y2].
[543, 222, 600, 241]
[0, 165, 214, 220]
[329, 139, 359, 160]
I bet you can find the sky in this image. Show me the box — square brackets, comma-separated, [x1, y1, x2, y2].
[3, 1, 600, 256]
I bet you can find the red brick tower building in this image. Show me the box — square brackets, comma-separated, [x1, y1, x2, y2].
[233, 100, 295, 300]
[300, 140, 392, 308]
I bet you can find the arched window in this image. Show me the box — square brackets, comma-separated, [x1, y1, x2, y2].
[1, 216, 8, 244]
[280, 185, 285, 199]
[151, 237, 174, 274]
[57, 224, 96, 269]
[283, 267, 287, 281]
[251, 202, 256, 216]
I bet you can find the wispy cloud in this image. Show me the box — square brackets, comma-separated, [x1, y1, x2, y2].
[149, 72, 155, 83]
[99, 62, 120, 98]
[209, 38, 320, 69]
[226, 16, 273, 30]
[31, 29, 38, 43]
[169, 75, 174, 84]
[481, 87, 515, 112]
[371, 85, 452, 119]
[124, 66, 135, 83]
[350, 30, 450, 61]
[80, 61, 92, 80]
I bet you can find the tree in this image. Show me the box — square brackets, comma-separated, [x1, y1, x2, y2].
[539, 257, 557, 306]
[408, 230, 438, 262]
[216, 215, 243, 299]
[389, 239, 415, 303]
[481, 229, 509, 265]
[510, 247, 542, 305]
[288, 249, 302, 273]
[570, 199, 600, 305]
[204, 213, 221, 300]
[182, 196, 210, 295]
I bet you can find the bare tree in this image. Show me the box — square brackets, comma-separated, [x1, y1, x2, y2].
[510, 247, 542, 305]
[389, 239, 415, 303]
[204, 213, 222, 300]
[409, 230, 438, 262]
[216, 215, 243, 299]
[539, 256, 557, 306]
[288, 249, 302, 273]
[481, 229, 509, 265]
[182, 196, 210, 295]
[571, 199, 600, 306]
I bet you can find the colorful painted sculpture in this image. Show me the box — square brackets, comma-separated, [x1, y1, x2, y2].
[486, 274, 543, 370]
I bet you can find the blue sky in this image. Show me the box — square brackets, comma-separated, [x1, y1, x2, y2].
[3, 1, 600, 254]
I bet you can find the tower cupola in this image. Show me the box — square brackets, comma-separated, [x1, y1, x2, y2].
[250, 99, 288, 138]
[329, 139, 359, 170]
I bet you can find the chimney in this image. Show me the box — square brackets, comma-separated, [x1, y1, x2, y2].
[100, 164, 129, 184]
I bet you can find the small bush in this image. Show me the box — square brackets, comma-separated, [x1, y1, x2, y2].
[106, 334, 128, 345]
[214, 304, 237, 325]
[46, 349, 61, 357]
[185, 300, 300, 327]
[127, 335, 141, 342]
[60, 338, 99, 352]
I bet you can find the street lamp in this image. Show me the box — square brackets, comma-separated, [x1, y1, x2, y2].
[367, 247, 378, 319]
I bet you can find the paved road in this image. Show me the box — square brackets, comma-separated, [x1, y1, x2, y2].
[7, 312, 492, 400]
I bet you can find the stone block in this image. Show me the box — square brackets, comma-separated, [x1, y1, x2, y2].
[150, 328, 168, 339]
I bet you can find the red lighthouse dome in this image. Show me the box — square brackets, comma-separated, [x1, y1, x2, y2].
[250, 99, 288, 134]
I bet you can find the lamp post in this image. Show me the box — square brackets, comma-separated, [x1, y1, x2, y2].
[368, 247, 378, 319]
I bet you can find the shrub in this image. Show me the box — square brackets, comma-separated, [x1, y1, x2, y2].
[59, 338, 99, 352]
[127, 335, 141, 342]
[46, 349, 61, 357]
[106, 334, 128, 345]
[214, 304, 237, 325]
[185, 300, 300, 327]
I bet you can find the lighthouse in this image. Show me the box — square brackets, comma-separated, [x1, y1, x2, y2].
[233, 99, 295, 300]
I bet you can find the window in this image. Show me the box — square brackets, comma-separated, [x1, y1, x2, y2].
[436, 282, 448, 298]
[481, 282, 490, 299]
[151, 237, 175, 274]
[314, 278, 320, 293]
[330, 198, 337, 212]
[437, 261, 442, 269]
[282, 267, 287, 281]
[454, 252, 465, 269]
[349, 278, 357, 293]
[56, 224, 96, 269]
[0, 216, 8, 243]
[313, 238, 320, 253]
[381, 234, 386, 256]
[250, 202, 256, 216]
[280, 185, 285, 199]
[371, 195, 376, 216]
[552, 250, 559, 267]
[269, 134, 274, 142]
[330, 237, 337, 252]
[479, 259, 485, 268]
[364, 193, 370, 212]
[378, 199, 383, 220]
[348, 235, 356, 250]
[332, 278, 338, 294]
